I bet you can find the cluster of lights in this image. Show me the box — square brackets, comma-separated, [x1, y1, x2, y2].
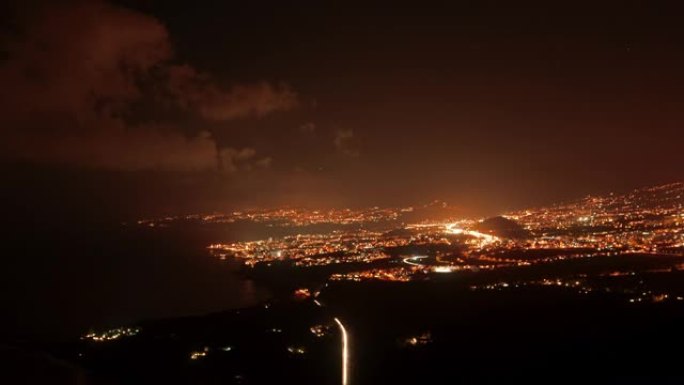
[402, 332, 432, 347]
[287, 346, 306, 355]
[294, 288, 311, 299]
[627, 292, 684, 304]
[201, 182, 684, 290]
[82, 326, 140, 342]
[189, 345, 233, 360]
[470, 279, 587, 292]
[139, 207, 405, 228]
[507, 182, 684, 253]
[208, 230, 400, 267]
[189, 347, 210, 360]
[330, 267, 418, 282]
[310, 324, 331, 338]
[471, 274, 684, 304]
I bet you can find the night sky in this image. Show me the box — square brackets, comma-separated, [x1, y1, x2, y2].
[2, 0, 683, 219]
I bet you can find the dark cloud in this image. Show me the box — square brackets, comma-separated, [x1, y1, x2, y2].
[333, 129, 359, 157]
[166, 65, 298, 122]
[2, 0, 680, 215]
[298, 122, 316, 134]
[218, 147, 272, 174]
[0, 0, 298, 171]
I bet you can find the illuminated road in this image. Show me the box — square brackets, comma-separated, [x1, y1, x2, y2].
[334, 317, 349, 385]
[402, 255, 428, 266]
[313, 298, 349, 385]
[444, 223, 499, 245]
[402, 255, 456, 273]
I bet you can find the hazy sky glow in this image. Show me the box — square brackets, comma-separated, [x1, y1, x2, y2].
[1, 0, 683, 218]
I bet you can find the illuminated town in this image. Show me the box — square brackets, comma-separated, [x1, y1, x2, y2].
[81, 326, 141, 342]
[6, 1, 684, 383]
[74, 182, 684, 384]
[136, 207, 406, 228]
[198, 183, 683, 287]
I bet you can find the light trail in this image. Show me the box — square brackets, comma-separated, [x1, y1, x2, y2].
[334, 317, 349, 385]
[402, 255, 428, 266]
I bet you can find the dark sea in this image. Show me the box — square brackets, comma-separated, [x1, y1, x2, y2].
[1, 222, 271, 343]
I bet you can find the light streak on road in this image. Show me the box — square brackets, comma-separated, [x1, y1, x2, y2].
[402, 255, 428, 266]
[313, 298, 347, 384]
[334, 317, 349, 385]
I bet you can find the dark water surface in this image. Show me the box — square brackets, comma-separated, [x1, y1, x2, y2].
[1, 223, 270, 343]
